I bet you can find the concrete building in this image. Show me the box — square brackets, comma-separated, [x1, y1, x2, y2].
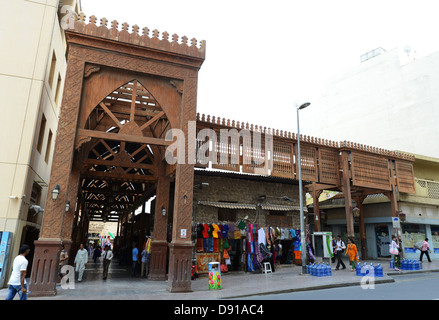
[0, 0, 81, 280]
[301, 46, 439, 159]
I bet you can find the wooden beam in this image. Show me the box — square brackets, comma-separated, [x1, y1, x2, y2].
[84, 158, 157, 171]
[77, 129, 172, 146]
[80, 170, 157, 182]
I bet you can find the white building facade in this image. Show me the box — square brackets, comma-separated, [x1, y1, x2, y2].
[301, 47, 439, 159]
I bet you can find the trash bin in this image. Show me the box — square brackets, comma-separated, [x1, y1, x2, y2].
[208, 262, 221, 290]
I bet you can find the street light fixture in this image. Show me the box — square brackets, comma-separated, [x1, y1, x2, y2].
[51, 184, 60, 201]
[296, 101, 311, 274]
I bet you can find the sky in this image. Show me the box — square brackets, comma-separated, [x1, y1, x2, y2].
[80, 0, 439, 135]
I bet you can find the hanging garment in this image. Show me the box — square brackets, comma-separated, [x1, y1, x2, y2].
[218, 225, 223, 239]
[218, 238, 223, 252]
[196, 238, 204, 253]
[228, 224, 235, 239]
[207, 237, 214, 252]
[202, 224, 209, 238]
[223, 238, 230, 250]
[197, 224, 203, 238]
[213, 238, 219, 252]
[255, 242, 264, 263]
[203, 238, 208, 252]
[222, 224, 228, 238]
[212, 224, 220, 238]
[208, 224, 214, 238]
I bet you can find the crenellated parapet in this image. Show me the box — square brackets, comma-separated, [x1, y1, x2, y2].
[69, 13, 206, 59]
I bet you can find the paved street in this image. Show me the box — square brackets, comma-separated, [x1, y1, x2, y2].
[239, 272, 439, 300]
[1, 256, 438, 300]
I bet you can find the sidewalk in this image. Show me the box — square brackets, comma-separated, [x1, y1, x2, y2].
[2, 258, 439, 300]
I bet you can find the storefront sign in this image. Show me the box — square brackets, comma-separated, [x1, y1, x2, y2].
[392, 217, 400, 229]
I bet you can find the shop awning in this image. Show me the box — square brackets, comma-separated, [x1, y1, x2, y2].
[197, 201, 306, 212]
[260, 203, 305, 212]
[197, 201, 257, 210]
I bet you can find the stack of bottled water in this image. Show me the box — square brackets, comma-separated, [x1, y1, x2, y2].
[356, 262, 383, 277]
[307, 262, 332, 277]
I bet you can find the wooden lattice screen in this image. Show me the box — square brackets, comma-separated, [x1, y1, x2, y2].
[318, 148, 340, 185]
[351, 152, 391, 190]
[395, 161, 416, 194]
[211, 129, 240, 172]
[242, 133, 267, 174]
[297, 144, 318, 182]
[271, 139, 294, 179]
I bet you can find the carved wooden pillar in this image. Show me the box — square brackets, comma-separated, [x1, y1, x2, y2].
[167, 77, 198, 293]
[29, 51, 84, 297]
[61, 154, 81, 258]
[342, 151, 354, 238]
[149, 160, 170, 281]
[312, 183, 322, 232]
[355, 195, 367, 259]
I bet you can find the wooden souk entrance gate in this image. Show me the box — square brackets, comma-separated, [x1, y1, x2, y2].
[29, 14, 205, 296]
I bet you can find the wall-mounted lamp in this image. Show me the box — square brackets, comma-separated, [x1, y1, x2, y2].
[52, 184, 60, 201]
[161, 206, 166, 216]
[65, 200, 70, 212]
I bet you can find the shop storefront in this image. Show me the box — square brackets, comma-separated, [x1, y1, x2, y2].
[194, 220, 303, 274]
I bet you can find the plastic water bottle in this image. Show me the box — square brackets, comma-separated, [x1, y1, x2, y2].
[389, 259, 394, 269]
[327, 262, 332, 276]
[401, 258, 406, 270]
[356, 262, 361, 276]
[310, 263, 316, 276]
[362, 262, 368, 276]
[375, 263, 383, 277]
[414, 260, 420, 270]
[370, 263, 374, 276]
[317, 263, 323, 277]
[323, 263, 329, 277]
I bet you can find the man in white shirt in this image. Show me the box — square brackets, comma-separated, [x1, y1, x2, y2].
[334, 235, 346, 270]
[74, 243, 88, 282]
[102, 245, 113, 280]
[5, 244, 30, 300]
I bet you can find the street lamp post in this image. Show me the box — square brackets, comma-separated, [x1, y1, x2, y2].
[296, 101, 310, 274]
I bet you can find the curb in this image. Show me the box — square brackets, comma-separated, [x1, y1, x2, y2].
[219, 277, 395, 299]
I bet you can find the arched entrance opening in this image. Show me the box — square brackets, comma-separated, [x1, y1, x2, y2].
[70, 78, 172, 280]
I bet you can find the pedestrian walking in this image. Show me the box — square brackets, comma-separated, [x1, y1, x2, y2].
[389, 235, 401, 271]
[419, 238, 432, 263]
[345, 237, 359, 272]
[93, 245, 102, 263]
[334, 235, 346, 270]
[74, 243, 88, 282]
[102, 245, 113, 280]
[331, 237, 337, 263]
[58, 243, 69, 281]
[5, 244, 30, 300]
[140, 246, 150, 278]
[131, 243, 139, 277]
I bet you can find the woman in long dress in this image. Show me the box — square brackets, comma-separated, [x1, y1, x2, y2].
[74, 243, 88, 282]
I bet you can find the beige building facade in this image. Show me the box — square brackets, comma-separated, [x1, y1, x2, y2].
[0, 0, 81, 282]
